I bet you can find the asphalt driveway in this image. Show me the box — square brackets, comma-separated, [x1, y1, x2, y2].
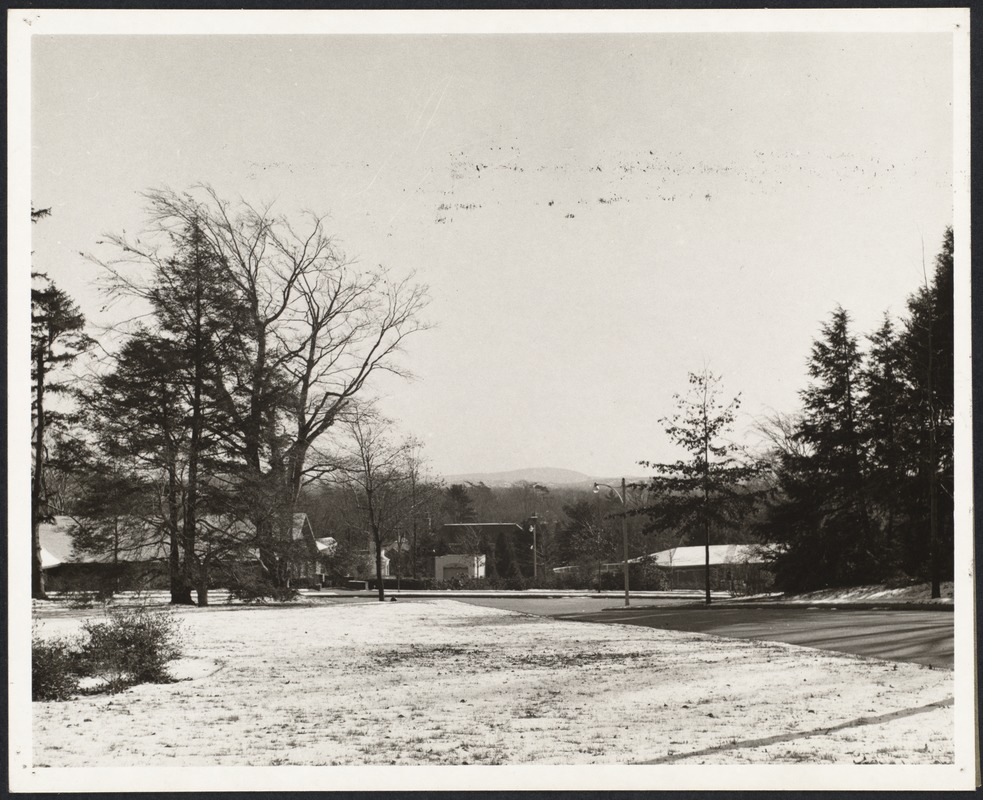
[457, 597, 954, 669]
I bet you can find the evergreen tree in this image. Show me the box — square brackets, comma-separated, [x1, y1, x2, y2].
[768, 308, 878, 589]
[148, 220, 240, 605]
[898, 228, 954, 596]
[443, 484, 477, 523]
[83, 332, 192, 603]
[859, 315, 909, 574]
[636, 369, 765, 604]
[31, 273, 89, 599]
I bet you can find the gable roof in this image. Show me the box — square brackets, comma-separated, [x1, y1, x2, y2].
[649, 544, 776, 568]
[438, 523, 527, 538]
[314, 537, 337, 554]
[38, 513, 320, 567]
[39, 516, 169, 567]
[289, 513, 312, 541]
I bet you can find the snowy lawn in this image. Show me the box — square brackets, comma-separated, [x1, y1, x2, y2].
[783, 581, 954, 604]
[32, 599, 953, 766]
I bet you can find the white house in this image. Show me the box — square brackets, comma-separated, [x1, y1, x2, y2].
[434, 553, 486, 581]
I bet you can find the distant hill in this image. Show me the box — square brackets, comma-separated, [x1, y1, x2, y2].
[442, 467, 648, 488]
[443, 467, 594, 487]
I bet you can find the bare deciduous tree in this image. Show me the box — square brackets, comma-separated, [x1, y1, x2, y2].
[337, 408, 423, 600]
[89, 185, 429, 597]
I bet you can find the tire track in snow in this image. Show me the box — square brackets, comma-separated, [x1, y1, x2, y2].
[637, 697, 953, 764]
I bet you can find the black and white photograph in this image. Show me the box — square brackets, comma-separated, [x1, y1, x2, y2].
[7, 8, 974, 793]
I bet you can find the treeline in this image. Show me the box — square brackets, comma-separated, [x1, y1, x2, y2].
[31, 193, 954, 601]
[759, 229, 954, 594]
[301, 467, 640, 587]
[625, 229, 954, 599]
[31, 189, 428, 604]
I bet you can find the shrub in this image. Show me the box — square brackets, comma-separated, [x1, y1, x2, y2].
[80, 607, 182, 692]
[226, 577, 298, 604]
[32, 635, 82, 701]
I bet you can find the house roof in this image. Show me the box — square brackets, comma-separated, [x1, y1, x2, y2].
[39, 516, 170, 567]
[440, 523, 526, 532]
[648, 544, 776, 568]
[290, 513, 312, 541]
[314, 537, 337, 554]
[39, 513, 318, 568]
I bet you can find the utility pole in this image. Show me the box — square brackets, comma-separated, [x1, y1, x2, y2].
[593, 480, 630, 607]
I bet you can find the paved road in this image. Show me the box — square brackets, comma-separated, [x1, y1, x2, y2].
[456, 597, 954, 669]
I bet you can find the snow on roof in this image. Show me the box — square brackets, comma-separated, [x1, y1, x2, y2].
[39, 517, 77, 568]
[38, 516, 169, 566]
[290, 513, 312, 541]
[314, 537, 337, 554]
[40, 513, 316, 568]
[649, 544, 776, 568]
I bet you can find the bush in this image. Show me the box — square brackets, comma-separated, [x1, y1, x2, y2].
[226, 577, 298, 604]
[80, 607, 182, 692]
[32, 635, 82, 701]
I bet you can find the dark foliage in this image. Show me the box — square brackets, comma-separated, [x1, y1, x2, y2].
[763, 229, 954, 593]
[32, 635, 82, 701]
[79, 607, 182, 692]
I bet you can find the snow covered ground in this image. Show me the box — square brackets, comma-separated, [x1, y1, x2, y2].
[782, 581, 954, 604]
[32, 599, 953, 767]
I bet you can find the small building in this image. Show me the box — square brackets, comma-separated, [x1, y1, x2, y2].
[649, 544, 776, 592]
[552, 543, 777, 594]
[435, 553, 486, 581]
[39, 516, 170, 593]
[40, 512, 327, 592]
[436, 522, 532, 579]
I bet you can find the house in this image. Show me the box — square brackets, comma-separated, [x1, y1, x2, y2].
[551, 543, 777, 594]
[436, 522, 533, 579]
[434, 553, 486, 581]
[648, 543, 777, 591]
[353, 547, 390, 579]
[39, 516, 171, 593]
[40, 512, 327, 592]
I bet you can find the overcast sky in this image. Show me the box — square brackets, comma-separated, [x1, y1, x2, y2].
[30, 27, 957, 477]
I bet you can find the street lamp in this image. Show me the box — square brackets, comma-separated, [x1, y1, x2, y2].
[593, 478, 629, 607]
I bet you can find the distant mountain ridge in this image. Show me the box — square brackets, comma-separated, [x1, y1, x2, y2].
[442, 467, 647, 488]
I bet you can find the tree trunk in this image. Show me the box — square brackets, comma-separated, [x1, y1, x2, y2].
[196, 565, 209, 606]
[374, 532, 386, 601]
[927, 315, 941, 599]
[396, 541, 402, 591]
[704, 513, 711, 606]
[32, 348, 48, 600]
[183, 294, 205, 605]
[31, 520, 46, 600]
[703, 402, 712, 607]
[167, 464, 193, 605]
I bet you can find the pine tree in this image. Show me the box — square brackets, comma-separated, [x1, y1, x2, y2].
[636, 369, 765, 604]
[149, 220, 240, 605]
[31, 274, 89, 599]
[898, 228, 954, 596]
[769, 307, 878, 589]
[443, 484, 477, 523]
[859, 315, 910, 575]
[83, 332, 192, 603]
